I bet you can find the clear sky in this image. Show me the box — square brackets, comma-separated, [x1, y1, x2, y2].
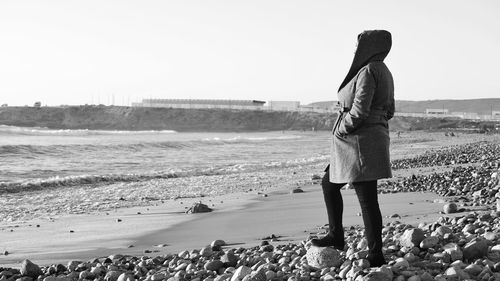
[1, 0, 499, 106]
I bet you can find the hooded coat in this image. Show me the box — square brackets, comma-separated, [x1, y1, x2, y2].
[329, 30, 395, 183]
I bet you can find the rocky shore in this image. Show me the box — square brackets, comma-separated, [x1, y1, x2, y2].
[1, 134, 500, 281]
[2, 208, 500, 281]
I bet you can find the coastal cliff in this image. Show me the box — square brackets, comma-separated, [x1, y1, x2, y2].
[0, 106, 336, 131]
[0, 106, 495, 132]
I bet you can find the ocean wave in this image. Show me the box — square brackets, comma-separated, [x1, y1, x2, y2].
[0, 125, 177, 136]
[0, 155, 328, 194]
[201, 135, 302, 143]
[0, 135, 304, 156]
[0, 141, 191, 156]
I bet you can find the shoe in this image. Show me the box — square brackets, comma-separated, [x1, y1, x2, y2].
[310, 233, 345, 250]
[366, 252, 386, 267]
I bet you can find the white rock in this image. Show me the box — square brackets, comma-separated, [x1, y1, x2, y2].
[305, 246, 342, 269]
[230, 266, 252, 281]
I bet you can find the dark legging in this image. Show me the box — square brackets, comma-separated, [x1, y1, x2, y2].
[321, 170, 383, 254]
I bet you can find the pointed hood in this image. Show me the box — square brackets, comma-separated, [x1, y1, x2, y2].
[338, 30, 392, 92]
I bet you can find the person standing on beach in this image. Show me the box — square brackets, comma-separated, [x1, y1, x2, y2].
[311, 30, 394, 267]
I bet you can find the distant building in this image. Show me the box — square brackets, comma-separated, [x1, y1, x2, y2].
[33, 101, 41, 107]
[132, 99, 266, 110]
[1, 104, 7, 107]
[425, 108, 448, 115]
[267, 101, 300, 111]
[492, 111, 500, 118]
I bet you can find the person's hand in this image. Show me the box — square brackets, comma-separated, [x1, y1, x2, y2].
[334, 130, 346, 138]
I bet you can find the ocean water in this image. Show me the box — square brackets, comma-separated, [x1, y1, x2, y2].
[0, 125, 330, 192]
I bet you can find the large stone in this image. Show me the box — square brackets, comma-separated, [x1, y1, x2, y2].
[433, 226, 452, 237]
[67, 261, 82, 272]
[392, 258, 409, 270]
[186, 202, 213, 214]
[464, 264, 483, 276]
[420, 236, 439, 249]
[399, 228, 426, 248]
[445, 267, 470, 280]
[230, 266, 252, 281]
[104, 271, 123, 281]
[211, 240, 226, 248]
[443, 243, 463, 261]
[305, 246, 342, 269]
[443, 203, 458, 214]
[20, 259, 42, 279]
[117, 273, 135, 281]
[463, 238, 488, 260]
[205, 260, 224, 272]
[200, 246, 214, 257]
[221, 252, 238, 267]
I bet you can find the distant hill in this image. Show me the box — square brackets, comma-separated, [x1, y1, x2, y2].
[309, 98, 500, 115]
[0, 106, 498, 132]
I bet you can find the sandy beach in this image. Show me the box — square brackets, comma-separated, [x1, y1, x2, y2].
[1, 184, 449, 268]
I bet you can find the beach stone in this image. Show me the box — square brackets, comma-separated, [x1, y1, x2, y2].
[221, 252, 238, 267]
[211, 240, 226, 248]
[66, 261, 83, 272]
[399, 228, 425, 248]
[443, 243, 463, 261]
[483, 232, 498, 241]
[445, 267, 470, 280]
[420, 272, 433, 281]
[66, 272, 80, 281]
[491, 245, 500, 252]
[79, 271, 94, 280]
[463, 238, 488, 260]
[392, 258, 409, 270]
[305, 246, 341, 269]
[214, 274, 232, 281]
[241, 269, 266, 281]
[186, 202, 213, 214]
[362, 272, 391, 281]
[443, 203, 458, 214]
[434, 226, 453, 237]
[230, 266, 252, 281]
[117, 273, 135, 281]
[407, 276, 420, 281]
[205, 260, 224, 272]
[462, 224, 476, 234]
[201, 246, 214, 257]
[464, 264, 483, 276]
[20, 259, 42, 279]
[104, 271, 122, 281]
[420, 236, 439, 249]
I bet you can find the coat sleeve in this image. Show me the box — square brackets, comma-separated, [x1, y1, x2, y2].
[337, 66, 376, 135]
[387, 99, 395, 120]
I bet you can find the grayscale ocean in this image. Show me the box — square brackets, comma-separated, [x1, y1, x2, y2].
[0, 125, 330, 192]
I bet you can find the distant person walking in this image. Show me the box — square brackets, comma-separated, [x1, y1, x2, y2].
[311, 30, 394, 267]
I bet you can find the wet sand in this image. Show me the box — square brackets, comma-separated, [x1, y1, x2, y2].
[0, 184, 447, 267]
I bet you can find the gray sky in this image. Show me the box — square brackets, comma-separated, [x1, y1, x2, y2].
[1, 0, 499, 106]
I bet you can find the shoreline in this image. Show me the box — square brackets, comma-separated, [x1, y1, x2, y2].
[0, 184, 451, 268]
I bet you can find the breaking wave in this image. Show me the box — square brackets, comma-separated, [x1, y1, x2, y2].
[0, 155, 327, 194]
[0, 125, 177, 136]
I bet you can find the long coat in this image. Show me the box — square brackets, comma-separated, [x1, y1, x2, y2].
[330, 32, 395, 183]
